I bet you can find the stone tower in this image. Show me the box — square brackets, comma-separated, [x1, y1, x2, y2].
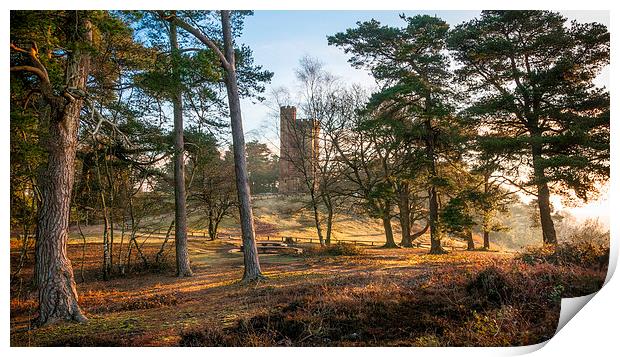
[279, 106, 320, 194]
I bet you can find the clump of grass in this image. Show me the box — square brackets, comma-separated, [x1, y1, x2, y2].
[87, 292, 179, 313]
[120, 292, 179, 312]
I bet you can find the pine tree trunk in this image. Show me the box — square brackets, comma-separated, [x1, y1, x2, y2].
[398, 183, 412, 247]
[483, 231, 490, 250]
[428, 186, 445, 254]
[170, 20, 192, 277]
[424, 118, 446, 255]
[34, 17, 92, 325]
[536, 183, 557, 244]
[221, 10, 263, 282]
[35, 105, 87, 324]
[531, 142, 557, 244]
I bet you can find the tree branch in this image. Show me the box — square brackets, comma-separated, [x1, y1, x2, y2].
[10, 42, 51, 86]
[155, 11, 232, 72]
[10, 65, 48, 83]
[83, 98, 133, 147]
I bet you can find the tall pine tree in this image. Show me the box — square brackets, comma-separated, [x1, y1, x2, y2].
[10, 10, 148, 325]
[329, 15, 458, 253]
[448, 11, 609, 244]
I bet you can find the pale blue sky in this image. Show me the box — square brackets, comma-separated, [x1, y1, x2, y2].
[238, 10, 610, 136]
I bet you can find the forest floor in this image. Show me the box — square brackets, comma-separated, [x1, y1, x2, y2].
[9, 236, 607, 347]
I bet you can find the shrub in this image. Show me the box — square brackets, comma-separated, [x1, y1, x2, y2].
[517, 242, 609, 270]
[180, 325, 237, 346]
[87, 292, 179, 313]
[558, 218, 609, 246]
[179, 260, 606, 347]
[304, 242, 364, 256]
[466, 266, 513, 307]
[413, 335, 442, 347]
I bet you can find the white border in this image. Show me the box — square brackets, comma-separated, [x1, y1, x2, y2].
[3, 1, 617, 356]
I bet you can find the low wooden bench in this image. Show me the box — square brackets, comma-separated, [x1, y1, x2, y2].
[240, 244, 302, 255]
[256, 241, 288, 247]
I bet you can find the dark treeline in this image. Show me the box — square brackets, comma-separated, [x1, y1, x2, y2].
[10, 10, 608, 327]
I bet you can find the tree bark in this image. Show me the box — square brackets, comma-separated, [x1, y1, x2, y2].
[127, 194, 148, 269]
[465, 230, 475, 251]
[170, 19, 193, 277]
[212, 219, 221, 240]
[221, 10, 263, 282]
[94, 155, 111, 280]
[325, 203, 334, 245]
[410, 221, 429, 244]
[163, 10, 263, 281]
[428, 187, 445, 254]
[531, 141, 557, 244]
[156, 220, 175, 264]
[76, 213, 87, 283]
[424, 118, 446, 255]
[117, 205, 127, 274]
[483, 231, 490, 250]
[207, 208, 225, 240]
[310, 190, 325, 246]
[208, 208, 216, 240]
[34, 16, 92, 326]
[103, 157, 115, 272]
[398, 182, 412, 247]
[536, 181, 557, 244]
[381, 205, 398, 248]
